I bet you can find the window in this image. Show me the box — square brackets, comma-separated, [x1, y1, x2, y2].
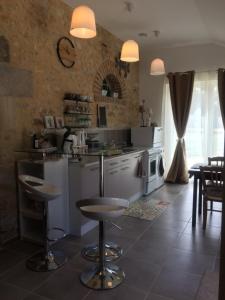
[162, 71, 224, 175]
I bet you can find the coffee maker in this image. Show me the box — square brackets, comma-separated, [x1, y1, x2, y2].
[62, 127, 78, 154]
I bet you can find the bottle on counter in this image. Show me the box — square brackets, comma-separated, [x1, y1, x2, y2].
[32, 134, 39, 149]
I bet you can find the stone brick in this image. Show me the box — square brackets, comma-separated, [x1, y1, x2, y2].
[0, 36, 10, 62]
[0, 64, 33, 97]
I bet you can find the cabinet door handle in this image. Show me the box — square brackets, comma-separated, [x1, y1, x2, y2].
[121, 159, 130, 162]
[110, 162, 118, 166]
[121, 166, 130, 171]
[90, 167, 99, 171]
[110, 170, 118, 175]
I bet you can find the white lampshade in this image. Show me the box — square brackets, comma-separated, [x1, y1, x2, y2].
[150, 58, 165, 75]
[70, 5, 97, 39]
[120, 40, 139, 62]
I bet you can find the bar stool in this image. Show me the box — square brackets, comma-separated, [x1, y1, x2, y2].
[18, 175, 67, 272]
[77, 197, 129, 290]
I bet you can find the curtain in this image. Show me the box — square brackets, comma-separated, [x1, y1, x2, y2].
[166, 71, 195, 183]
[162, 71, 224, 174]
[162, 82, 177, 176]
[218, 68, 225, 127]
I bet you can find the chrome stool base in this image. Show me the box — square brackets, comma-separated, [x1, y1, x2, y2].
[82, 242, 123, 262]
[26, 250, 67, 272]
[80, 264, 125, 290]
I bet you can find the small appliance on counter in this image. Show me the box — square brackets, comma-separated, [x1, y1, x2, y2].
[62, 127, 76, 154]
[131, 126, 163, 148]
[63, 128, 88, 154]
[76, 129, 87, 146]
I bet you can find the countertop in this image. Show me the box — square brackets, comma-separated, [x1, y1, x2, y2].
[15, 147, 147, 167]
[69, 147, 146, 167]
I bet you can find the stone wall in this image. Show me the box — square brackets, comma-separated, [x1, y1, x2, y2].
[0, 0, 139, 243]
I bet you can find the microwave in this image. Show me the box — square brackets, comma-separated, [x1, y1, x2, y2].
[131, 126, 163, 148]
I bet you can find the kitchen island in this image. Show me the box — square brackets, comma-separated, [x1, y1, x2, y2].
[16, 148, 145, 243]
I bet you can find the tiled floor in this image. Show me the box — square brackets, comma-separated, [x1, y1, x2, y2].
[0, 183, 220, 300]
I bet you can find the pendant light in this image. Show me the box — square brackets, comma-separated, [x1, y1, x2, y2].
[150, 31, 165, 75]
[150, 58, 165, 75]
[70, 5, 97, 39]
[120, 40, 139, 62]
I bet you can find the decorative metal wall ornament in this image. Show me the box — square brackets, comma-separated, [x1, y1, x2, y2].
[115, 52, 130, 78]
[56, 37, 76, 68]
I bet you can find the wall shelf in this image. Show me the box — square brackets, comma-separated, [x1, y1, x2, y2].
[63, 95, 94, 129]
[67, 126, 89, 129]
[64, 112, 94, 116]
[64, 99, 94, 104]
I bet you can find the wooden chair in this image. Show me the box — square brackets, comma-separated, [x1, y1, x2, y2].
[200, 166, 224, 229]
[207, 157, 224, 211]
[208, 156, 224, 167]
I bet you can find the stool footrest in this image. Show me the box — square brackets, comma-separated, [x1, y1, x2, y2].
[82, 242, 122, 262]
[47, 227, 66, 242]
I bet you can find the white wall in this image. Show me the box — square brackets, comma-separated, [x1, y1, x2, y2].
[139, 43, 225, 125]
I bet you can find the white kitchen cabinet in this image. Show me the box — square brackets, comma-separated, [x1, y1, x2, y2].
[81, 164, 100, 198]
[129, 153, 145, 201]
[69, 161, 99, 236]
[105, 166, 120, 198]
[104, 151, 144, 201]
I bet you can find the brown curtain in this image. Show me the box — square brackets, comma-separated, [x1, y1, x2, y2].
[218, 69, 225, 299]
[218, 68, 225, 128]
[166, 71, 195, 183]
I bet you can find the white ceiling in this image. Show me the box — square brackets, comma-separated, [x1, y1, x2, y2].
[63, 0, 225, 49]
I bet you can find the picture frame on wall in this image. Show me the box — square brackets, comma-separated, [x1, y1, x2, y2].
[44, 116, 55, 129]
[55, 117, 64, 129]
[97, 104, 107, 127]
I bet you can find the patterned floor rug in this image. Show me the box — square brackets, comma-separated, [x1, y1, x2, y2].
[123, 197, 171, 221]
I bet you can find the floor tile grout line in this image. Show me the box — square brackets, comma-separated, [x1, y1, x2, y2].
[0, 255, 29, 279]
[144, 264, 164, 300]
[81, 289, 92, 300]
[194, 270, 206, 300]
[0, 278, 32, 295]
[21, 292, 51, 300]
[29, 258, 83, 294]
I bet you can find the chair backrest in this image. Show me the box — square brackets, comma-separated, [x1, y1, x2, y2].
[200, 166, 224, 192]
[208, 156, 224, 167]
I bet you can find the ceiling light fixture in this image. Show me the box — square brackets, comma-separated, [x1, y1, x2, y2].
[150, 58, 165, 75]
[120, 40, 139, 62]
[70, 5, 97, 39]
[150, 31, 165, 75]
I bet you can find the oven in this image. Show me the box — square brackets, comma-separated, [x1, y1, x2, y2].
[144, 148, 164, 195]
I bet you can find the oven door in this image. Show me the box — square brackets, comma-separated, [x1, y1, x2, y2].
[157, 154, 164, 177]
[148, 154, 157, 181]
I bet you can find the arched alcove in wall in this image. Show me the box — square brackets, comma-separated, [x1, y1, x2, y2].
[93, 60, 127, 102]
